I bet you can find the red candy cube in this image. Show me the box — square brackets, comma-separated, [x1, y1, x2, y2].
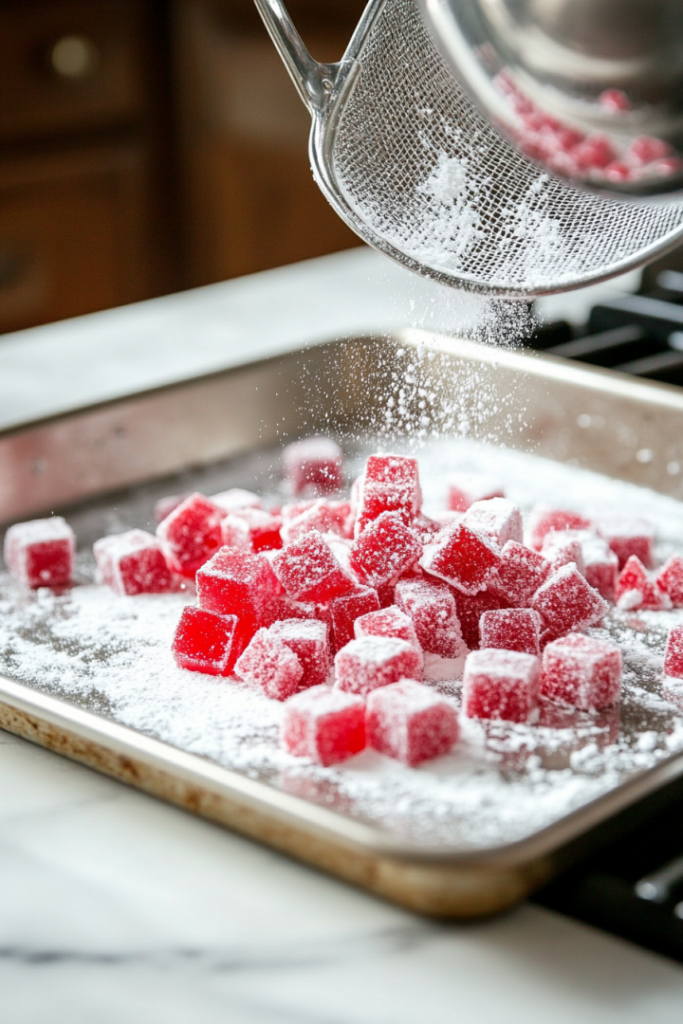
[447, 473, 504, 512]
[4, 516, 75, 589]
[275, 592, 332, 627]
[420, 520, 501, 595]
[269, 618, 330, 688]
[222, 508, 283, 553]
[355, 454, 421, 535]
[394, 577, 463, 658]
[462, 498, 523, 549]
[283, 437, 344, 496]
[463, 648, 541, 723]
[532, 563, 608, 637]
[656, 555, 683, 608]
[281, 685, 366, 765]
[94, 530, 173, 596]
[329, 585, 380, 652]
[271, 531, 355, 603]
[335, 636, 422, 695]
[366, 680, 459, 766]
[280, 499, 345, 545]
[664, 625, 683, 678]
[172, 606, 240, 676]
[156, 492, 224, 578]
[616, 555, 669, 611]
[452, 587, 509, 650]
[210, 488, 262, 514]
[349, 511, 422, 589]
[596, 516, 654, 570]
[234, 628, 303, 700]
[630, 135, 671, 165]
[354, 605, 422, 662]
[479, 608, 542, 657]
[527, 504, 591, 551]
[494, 540, 550, 606]
[564, 530, 618, 602]
[541, 533, 585, 575]
[541, 633, 622, 710]
[196, 547, 279, 645]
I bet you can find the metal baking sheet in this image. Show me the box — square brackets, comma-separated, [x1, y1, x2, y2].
[2, 331, 683, 918]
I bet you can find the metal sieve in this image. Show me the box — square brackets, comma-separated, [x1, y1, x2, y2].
[254, 0, 683, 298]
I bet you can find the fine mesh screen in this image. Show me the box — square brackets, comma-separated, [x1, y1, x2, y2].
[331, 0, 683, 294]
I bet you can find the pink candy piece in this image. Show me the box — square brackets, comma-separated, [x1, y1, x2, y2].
[562, 530, 618, 602]
[599, 88, 630, 113]
[527, 505, 591, 551]
[541, 533, 585, 575]
[494, 540, 551, 606]
[222, 508, 283, 553]
[453, 588, 509, 651]
[366, 679, 459, 766]
[664, 625, 683, 678]
[349, 511, 422, 589]
[156, 492, 224, 578]
[596, 516, 654, 570]
[573, 133, 615, 170]
[4, 516, 75, 590]
[463, 648, 541, 723]
[94, 530, 173, 596]
[280, 499, 346, 545]
[196, 547, 279, 646]
[630, 135, 671, 165]
[269, 618, 330, 688]
[354, 605, 422, 661]
[234, 628, 303, 700]
[420, 520, 501, 595]
[210, 488, 262, 514]
[532, 563, 608, 637]
[335, 636, 423, 696]
[616, 555, 669, 611]
[172, 606, 240, 676]
[271, 531, 355, 603]
[281, 685, 366, 765]
[275, 592, 332, 628]
[462, 498, 523, 549]
[479, 607, 542, 657]
[447, 473, 504, 512]
[656, 555, 683, 608]
[395, 576, 463, 658]
[329, 585, 380, 652]
[283, 437, 344, 496]
[541, 633, 622, 710]
[355, 454, 421, 535]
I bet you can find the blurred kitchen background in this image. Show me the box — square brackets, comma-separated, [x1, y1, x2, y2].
[0, 0, 367, 336]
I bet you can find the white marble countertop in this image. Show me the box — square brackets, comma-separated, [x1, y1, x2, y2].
[0, 248, 679, 1021]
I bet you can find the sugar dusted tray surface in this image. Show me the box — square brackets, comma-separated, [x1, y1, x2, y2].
[2, 437, 683, 852]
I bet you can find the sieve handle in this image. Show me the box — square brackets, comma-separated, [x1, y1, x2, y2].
[252, 0, 337, 114]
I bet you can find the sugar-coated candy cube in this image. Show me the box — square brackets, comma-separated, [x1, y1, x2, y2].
[463, 648, 541, 722]
[395, 577, 463, 658]
[420, 520, 501, 595]
[196, 547, 279, 645]
[269, 618, 330, 688]
[656, 555, 683, 608]
[462, 498, 523, 549]
[349, 511, 422, 589]
[366, 679, 459, 766]
[329, 586, 380, 652]
[4, 516, 75, 589]
[154, 494, 189, 524]
[354, 605, 422, 662]
[221, 508, 282, 553]
[447, 473, 504, 512]
[493, 541, 550, 606]
[234, 628, 303, 700]
[94, 530, 172, 596]
[283, 437, 344, 496]
[452, 587, 509, 650]
[563, 530, 618, 602]
[156, 492, 224, 578]
[479, 607, 542, 657]
[630, 135, 671, 165]
[275, 592, 331, 627]
[172, 606, 240, 676]
[280, 500, 317, 522]
[355, 454, 421, 535]
[280, 499, 345, 546]
[599, 88, 630, 112]
[664, 625, 683, 678]
[532, 563, 608, 637]
[541, 533, 585, 575]
[335, 636, 422, 695]
[210, 488, 262, 514]
[541, 633, 621, 710]
[281, 685, 366, 765]
[596, 516, 654, 570]
[616, 555, 669, 610]
[527, 504, 591, 551]
[271, 531, 355, 603]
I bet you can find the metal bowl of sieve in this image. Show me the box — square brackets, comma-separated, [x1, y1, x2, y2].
[254, 0, 683, 298]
